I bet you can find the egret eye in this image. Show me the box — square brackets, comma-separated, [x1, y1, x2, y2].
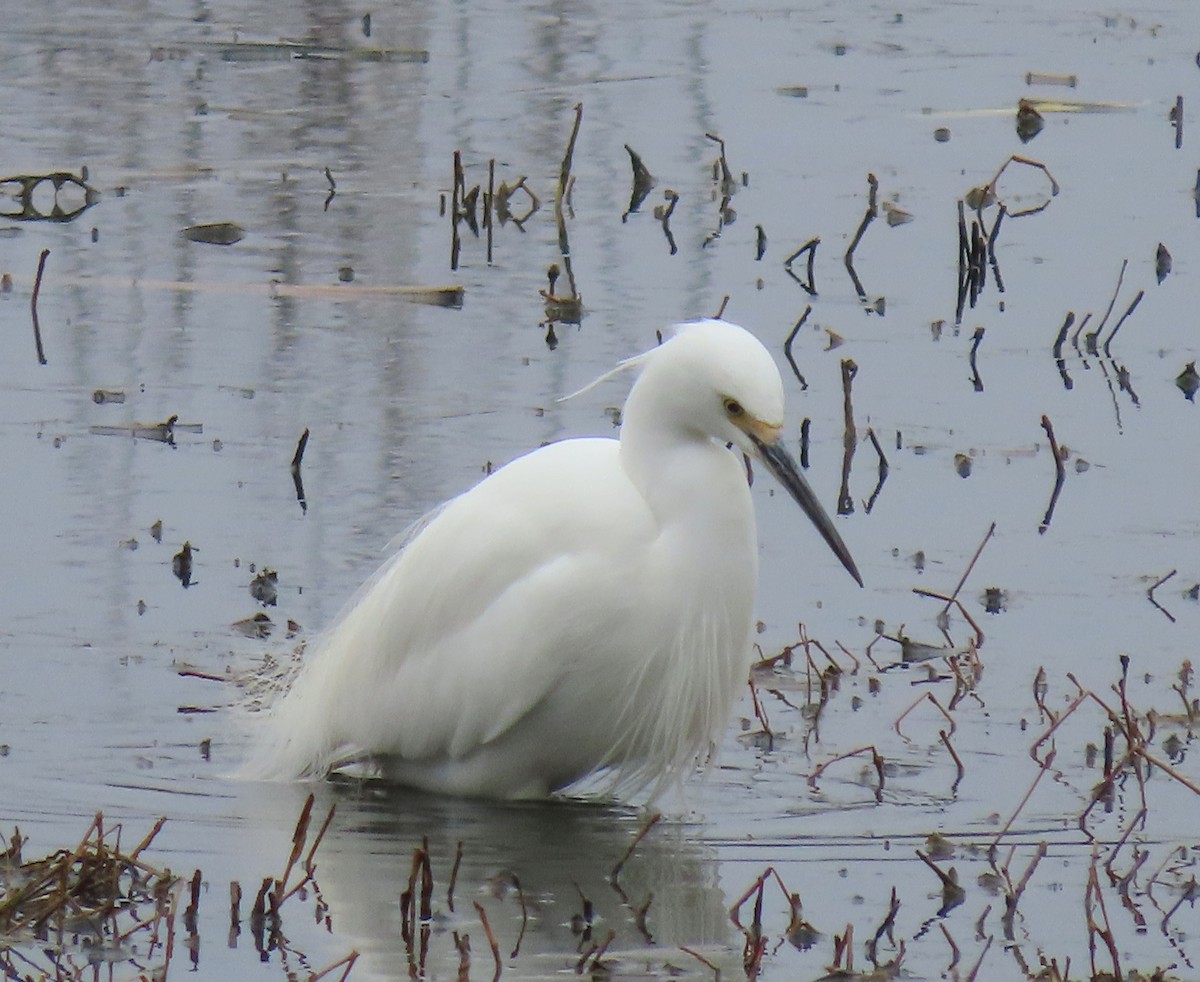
[724, 398, 744, 418]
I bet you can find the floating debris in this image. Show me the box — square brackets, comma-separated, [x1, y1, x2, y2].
[882, 201, 913, 226]
[0, 171, 99, 222]
[1016, 99, 1044, 143]
[182, 221, 245, 245]
[1176, 361, 1199, 401]
[250, 569, 279, 607]
[198, 38, 429, 63]
[89, 414, 202, 445]
[232, 612, 274, 639]
[92, 388, 125, 404]
[0, 815, 179, 981]
[1155, 241, 1172, 283]
[1025, 70, 1077, 87]
[622, 144, 655, 219]
[173, 541, 196, 587]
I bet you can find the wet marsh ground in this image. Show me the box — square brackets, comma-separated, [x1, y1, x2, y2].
[1, 2, 1199, 980]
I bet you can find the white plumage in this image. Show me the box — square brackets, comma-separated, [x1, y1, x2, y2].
[243, 319, 860, 799]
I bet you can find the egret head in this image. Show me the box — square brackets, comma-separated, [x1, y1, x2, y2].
[646, 320, 863, 586]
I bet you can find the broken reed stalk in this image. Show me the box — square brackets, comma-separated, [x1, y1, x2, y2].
[447, 840, 464, 912]
[944, 522, 995, 613]
[1101, 288, 1144, 357]
[556, 104, 583, 210]
[1094, 258, 1128, 341]
[486, 158, 495, 264]
[278, 799, 336, 905]
[728, 866, 792, 930]
[679, 944, 721, 979]
[1038, 416, 1066, 534]
[940, 730, 965, 792]
[838, 359, 857, 515]
[866, 886, 901, 966]
[30, 247, 49, 365]
[911, 587, 986, 648]
[894, 691, 956, 739]
[808, 745, 885, 802]
[865, 427, 888, 479]
[611, 812, 662, 883]
[968, 326, 985, 390]
[276, 795, 315, 902]
[291, 428, 310, 474]
[783, 307, 811, 389]
[1147, 568, 1177, 623]
[308, 951, 360, 982]
[939, 923, 960, 972]
[991, 750, 1055, 849]
[1052, 312, 1074, 359]
[964, 934, 993, 982]
[843, 173, 878, 299]
[473, 901, 503, 982]
[1086, 855, 1123, 980]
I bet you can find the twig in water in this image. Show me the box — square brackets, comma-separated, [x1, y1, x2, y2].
[1038, 416, 1065, 534]
[31, 248, 49, 365]
[713, 295, 730, 319]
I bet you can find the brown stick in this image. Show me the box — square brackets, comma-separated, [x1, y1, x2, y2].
[1038, 416, 1065, 534]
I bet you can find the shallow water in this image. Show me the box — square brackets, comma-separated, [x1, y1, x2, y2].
[1, 2, 1198, 980]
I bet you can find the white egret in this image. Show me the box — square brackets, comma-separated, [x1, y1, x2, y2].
[245, 319, 861, 799]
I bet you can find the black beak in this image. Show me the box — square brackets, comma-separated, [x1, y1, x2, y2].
[751, 434, 863, 587]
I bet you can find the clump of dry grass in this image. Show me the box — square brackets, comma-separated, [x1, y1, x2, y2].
[0, 813, 179, 979]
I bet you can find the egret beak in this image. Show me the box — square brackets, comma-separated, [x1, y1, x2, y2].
[749, 432, 863, 587]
